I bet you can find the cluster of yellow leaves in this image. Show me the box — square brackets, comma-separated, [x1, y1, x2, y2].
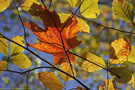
[0, 35, 31, 74]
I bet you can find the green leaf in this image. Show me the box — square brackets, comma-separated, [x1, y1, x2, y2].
[0, 61, 7, 74]
[10, 13, 17, 20]
[67, 0, 77, 9]
[0, 0, 10, 12]
[58, 13, 71, 23]
[128, 45, 135, 63]
[77, 17, 90, 33]
[80, 0, 100, 18]
[11, 54, 31, 69]
[3, 26, 10, 32]
[21, 0, 42, 16]
[79, 51, 105, 72]
[10, 36, 25, 56]
[112, 0, 134, 24]
[0, 36, 9, 56]
[109, 66, 132, 84]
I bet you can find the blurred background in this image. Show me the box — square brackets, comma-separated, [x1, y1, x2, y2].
[0, 0, 135, 89]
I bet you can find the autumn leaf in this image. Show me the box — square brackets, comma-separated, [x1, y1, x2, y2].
[104, 79, 117, 90]
[58, 13, 71, 23]
[59, 62, 76, 82]
[0, 35, 9, 56]
[79, 52, 105, 72]
[38, 71, 63, 90]
[109, 66, 132, 83]
[23, 4, 81, 66]
[58, 13, 90, 33]
[112, 0, 134, 24]
[67, 0, 77, 9]
[128, 45, 135, 63]
[80, 0, 100, 18]
[0, 0, 10, 12]
[10, 36, 25, 56]
[110, 38, 131, 64]
[0, 61, 7, 74]
[76, 86, 85, 90]
[11, 54, 31, 69]
[77, 17, 90, 33]
[21, 0, 42, 16]
[99, 85, 104, 90]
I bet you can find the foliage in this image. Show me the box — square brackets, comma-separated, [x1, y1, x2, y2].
[0, 0, 135, 89]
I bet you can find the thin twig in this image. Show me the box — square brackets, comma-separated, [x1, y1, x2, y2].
[4, 66, 90, 90]
[67, 50, 121, 78]
[13, 0, 28, 48]
[76, 15, 135, 34]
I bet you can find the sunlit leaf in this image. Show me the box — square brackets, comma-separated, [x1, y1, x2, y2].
[0, 0, 10, 12]
[112, 0, 134, 23]
[77, 17, 90, 33]
[59, 62, 76, 82]
[10, 36, 25, 56]
[21, 0, 42, 16]
[24, 7, 81, 66]
[110, 38, 131, 64]
[128, 74, 135, 89]
[11, 54, 31, 69]
[67, 0, 77, 9]
[109, 66, 132, 83]
[58, 13, 71, 23]
[38, 71, 63, 90]
[104, 79, 117, 90]
[0, 61, 7, 74]
[0, 35, 9, 56]
[128, 45, 135, 63]
[99, 85, 104, 90]
[80, 0, 100, 18]
[79, 52, 105, 72]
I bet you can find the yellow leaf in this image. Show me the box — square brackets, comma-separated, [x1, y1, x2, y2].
[99, 85, 104, 90]
[0, 35, 9, 56]
[109, 66, 132, 83]
[112, 0, 134, 23]
[0, 0, 10, 12]
[59, 62, 76, 82]
[11, 54, 31, 69]
[21, 0, 42, 16]
[80, 0, 100, 18]
[128, 45, 135, 63]
[104, 79, 117, 90]
[67, 0, 77, 9]
[0, 61, 7, 74]
[58, 13, 71, 23]
[109, 38, 131, 64]
[38, 71, 63, 90]
[77, 17, 90, 33]
[10, 36, 25, 56]
[79, 52, 105, 72]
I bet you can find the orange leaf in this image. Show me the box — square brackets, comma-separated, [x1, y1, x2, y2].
[23, 5, 81, 66]
[109, 38, 131, 64]
[38, 71, 63, 90]
[77, 86, 85, 90]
